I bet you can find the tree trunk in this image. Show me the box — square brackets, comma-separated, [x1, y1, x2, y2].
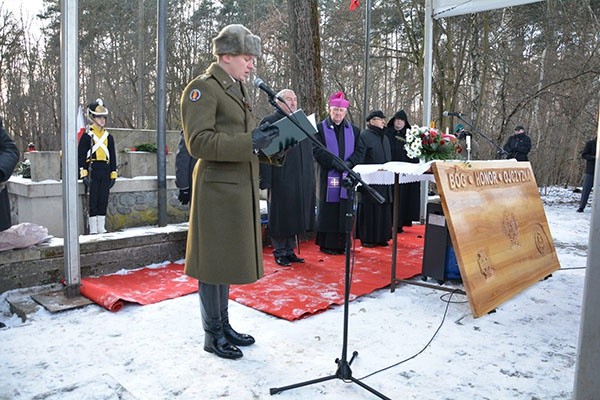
[287, 0, 323, 117]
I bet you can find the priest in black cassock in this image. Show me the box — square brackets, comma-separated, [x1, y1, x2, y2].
[259, 89, 315, 266]
[313, 92, 364, 255]
[356, 110, 393, 247]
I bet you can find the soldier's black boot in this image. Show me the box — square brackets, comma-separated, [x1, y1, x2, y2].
[220, 284, 255, 347]
[200, 282, 243, 359]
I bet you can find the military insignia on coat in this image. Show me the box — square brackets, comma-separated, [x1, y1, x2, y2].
[189, 89, 202, 102]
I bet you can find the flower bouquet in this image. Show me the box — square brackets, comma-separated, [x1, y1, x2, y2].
[404, 126, 461, 161]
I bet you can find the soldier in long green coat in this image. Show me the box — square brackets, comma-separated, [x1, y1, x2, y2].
[180, 24, 279, 360]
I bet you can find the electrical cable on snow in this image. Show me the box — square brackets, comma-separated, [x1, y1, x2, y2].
[356, 288, 464, 381]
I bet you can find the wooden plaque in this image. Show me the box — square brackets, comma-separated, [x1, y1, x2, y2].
[431, 160, 560, 317]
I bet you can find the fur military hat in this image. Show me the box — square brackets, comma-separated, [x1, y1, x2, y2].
[87, 98, 108, 118]
[212, 24, 261, 57]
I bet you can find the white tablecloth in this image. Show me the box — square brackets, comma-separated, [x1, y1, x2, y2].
[352, 161, 436, 185]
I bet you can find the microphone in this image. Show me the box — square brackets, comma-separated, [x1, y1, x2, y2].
[253, 78, 284, 102]
[443, 111, 466, 117]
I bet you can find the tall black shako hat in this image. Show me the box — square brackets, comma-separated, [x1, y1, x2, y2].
[87, 98, 108, 120]
[212, 24, 261, 57]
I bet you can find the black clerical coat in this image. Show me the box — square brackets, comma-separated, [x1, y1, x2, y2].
[259, 110, 315, 237]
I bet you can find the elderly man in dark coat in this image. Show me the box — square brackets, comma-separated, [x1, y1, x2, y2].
[313, 91, 365, 255]
[384, 110, 420, 232]
[0, 117, 19, 232]
[356, 110, 393, 247]
[180, 24, 280, 360]
[259, 89, 315, 266]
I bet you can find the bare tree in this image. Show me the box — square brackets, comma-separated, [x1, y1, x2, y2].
[287, 0, 323, 117]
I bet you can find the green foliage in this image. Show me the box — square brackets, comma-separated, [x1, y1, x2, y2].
[134, 143, 157, 153]
[16, 159, 31, 179]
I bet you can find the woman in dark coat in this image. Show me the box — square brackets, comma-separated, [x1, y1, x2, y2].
[0, 117, 20, 232]
[356, 110, 392, 247]
[384, 110, 420, 232]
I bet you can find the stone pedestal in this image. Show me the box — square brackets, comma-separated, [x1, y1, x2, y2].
[119, 151, 173, 178]
[25, 151, 61, 182]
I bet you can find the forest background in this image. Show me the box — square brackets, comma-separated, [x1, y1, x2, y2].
[0, 0, 599, 187]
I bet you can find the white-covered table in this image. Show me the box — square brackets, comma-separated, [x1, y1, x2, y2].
[352, 161, 435, 291]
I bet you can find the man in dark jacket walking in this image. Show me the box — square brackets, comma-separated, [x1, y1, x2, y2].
[578, 137, 596, 212]
[259, 89, 315, 266]
[503, 125, 532, 161]
[0, 117, 19, 231]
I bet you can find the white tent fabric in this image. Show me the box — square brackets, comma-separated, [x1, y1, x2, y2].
[433, 0, 544, 19]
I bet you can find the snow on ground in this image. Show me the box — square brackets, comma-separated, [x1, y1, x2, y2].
[0, 187, 591, 399]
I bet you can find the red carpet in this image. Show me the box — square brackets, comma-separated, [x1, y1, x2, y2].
[80, 263, 198, 312]
[80, 225, 424, 319]
[231, 224, 424, 320]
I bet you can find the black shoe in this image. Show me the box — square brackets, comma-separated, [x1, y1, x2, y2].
[320, 248, 343, 255]
[377, 242, 389, 247]
[362, 242, 375, 248]
[204, 334, 243, 359]
[275, 256, 291, 266]
[287, 253, 305, 263]
[577, 208, 584, 213]
[224, 323, 255, 346]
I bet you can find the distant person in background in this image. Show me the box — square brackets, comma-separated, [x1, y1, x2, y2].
[259, 89, 315, 266]
[384, 110, 420, 232]
[313, 91, 364, 255]
[78, 99, 117, 234]
[577, 136, 596, 213]
[175, 131, 197, 206]
[503, 125, 531, 161]
[0, 117, 20, 232]
[356, 110, 392, 247]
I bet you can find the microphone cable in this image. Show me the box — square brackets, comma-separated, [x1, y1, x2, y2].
[356, 288, 466, 381]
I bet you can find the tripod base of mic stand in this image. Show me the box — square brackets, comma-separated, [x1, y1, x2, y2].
[269, 351, 391, 399]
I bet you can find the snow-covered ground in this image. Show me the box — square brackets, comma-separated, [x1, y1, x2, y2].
[0, 187, 590, 399]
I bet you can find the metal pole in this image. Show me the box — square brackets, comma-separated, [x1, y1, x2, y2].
[573, 108, 600, 399]
[420, 0, 434, 223]
[361, 0, 371, 127]
[156, 0, 167, 226]
[60, 0, 81, 297]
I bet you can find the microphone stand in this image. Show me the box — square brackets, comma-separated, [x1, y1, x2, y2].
[265, 95, 390, 399]
[455, 115, 509, 158]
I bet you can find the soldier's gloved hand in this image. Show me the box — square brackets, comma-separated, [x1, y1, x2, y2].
[178, 188, 191, 205]
[82, 176, 90, 190]
[109, 178, 116, 189]
[252, 123, 280, 151]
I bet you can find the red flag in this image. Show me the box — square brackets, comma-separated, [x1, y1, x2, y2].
[76, 105, 86, 142]
[350, 0, 360, 11]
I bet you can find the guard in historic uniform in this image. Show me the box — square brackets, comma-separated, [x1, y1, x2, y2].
[78, 99, 117, 234]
